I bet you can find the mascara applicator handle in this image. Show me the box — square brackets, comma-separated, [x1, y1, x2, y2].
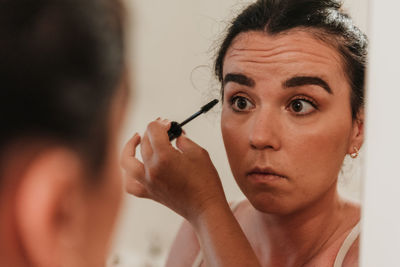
[168, 121, 183, 141]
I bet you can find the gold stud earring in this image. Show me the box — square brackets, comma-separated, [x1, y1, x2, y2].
[350, 146, 359, 159]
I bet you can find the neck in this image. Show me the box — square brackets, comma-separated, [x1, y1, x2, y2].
[254, 184, 346, 266]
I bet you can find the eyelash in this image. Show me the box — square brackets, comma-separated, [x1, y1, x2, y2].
[229, 95, 254, 112]
[227, 94, 319, 115]
[286, 96, 319, 116]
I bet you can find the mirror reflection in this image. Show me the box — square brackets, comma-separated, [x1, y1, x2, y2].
[0, 0, 368, 266]
[115, 0, 368, 266]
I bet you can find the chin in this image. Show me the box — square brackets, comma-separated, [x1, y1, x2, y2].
[245, 192, 297, 215]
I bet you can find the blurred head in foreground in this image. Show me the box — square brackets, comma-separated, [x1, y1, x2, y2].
[0, 0, 127, 266]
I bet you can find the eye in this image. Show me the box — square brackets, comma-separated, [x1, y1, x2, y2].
[230, 95, 255, 112]
[287, 98, 317, 115]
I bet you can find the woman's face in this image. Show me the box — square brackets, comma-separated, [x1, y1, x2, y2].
[221, 31, 361, 214]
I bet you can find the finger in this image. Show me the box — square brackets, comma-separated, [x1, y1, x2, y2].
[140, 118, 168, 162]
[146, 120, 173, 153]
[140, 129, 154, 163]
[175, 134, 204, 155]
[125, 177, 149, 198]
[122, 157, 146, 184]
[161, 118, 170, 124]
[120, 133, 141, 169]
[141, 120, 172, 158]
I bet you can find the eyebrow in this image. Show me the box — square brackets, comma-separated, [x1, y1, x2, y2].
[283, 76, 333, 94]
[223, 73, 333, 94]
[223, 73, 255, 87]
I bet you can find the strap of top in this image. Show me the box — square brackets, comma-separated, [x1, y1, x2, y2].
[191, 250, 203, 267]
[191, 199, 246, 267]
[333, 220, 361, 267]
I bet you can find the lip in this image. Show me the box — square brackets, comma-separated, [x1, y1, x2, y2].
[246, 167, 287, 182]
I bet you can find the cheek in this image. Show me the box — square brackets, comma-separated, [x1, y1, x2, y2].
[221, 110, 237, 143]
[284, 114, 352, 188]
[221, 110, 247, 172]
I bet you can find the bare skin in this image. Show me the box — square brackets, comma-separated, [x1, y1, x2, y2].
[167, 199, 359, 267]
[124, 30, 363, 267]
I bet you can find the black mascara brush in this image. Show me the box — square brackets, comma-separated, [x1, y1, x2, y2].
[167, 99, 219, 141]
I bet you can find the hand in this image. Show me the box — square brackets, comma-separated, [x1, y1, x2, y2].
[121, 119, 227, 221]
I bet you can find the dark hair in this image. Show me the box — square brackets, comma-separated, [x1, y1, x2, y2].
[215, 0, 367, 119]
[0, 0, 125, 172]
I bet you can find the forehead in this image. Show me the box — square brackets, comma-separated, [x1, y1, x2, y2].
[223, 30, 347, 89]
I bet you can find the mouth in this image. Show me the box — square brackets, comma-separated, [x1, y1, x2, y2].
[246, 167, 287, 182]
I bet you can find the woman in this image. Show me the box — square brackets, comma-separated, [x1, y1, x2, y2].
[0, 0, 128, 266]
[123, 0, 367, 266]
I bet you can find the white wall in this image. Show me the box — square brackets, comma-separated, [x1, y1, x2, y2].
[109, 1, 369, 266]
[361, 0, 400, 266]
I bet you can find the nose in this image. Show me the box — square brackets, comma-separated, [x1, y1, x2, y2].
[249, 108, 281, 150]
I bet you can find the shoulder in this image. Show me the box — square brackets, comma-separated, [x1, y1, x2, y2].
[165, 219, 200, 267]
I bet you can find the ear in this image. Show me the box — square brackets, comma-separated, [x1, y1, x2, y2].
[347, 109, 365, 155]
[15, 147, 88, 267]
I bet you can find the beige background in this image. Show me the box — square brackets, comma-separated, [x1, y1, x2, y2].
[109, 1, 369, 266]
[361, 0, 400, 265]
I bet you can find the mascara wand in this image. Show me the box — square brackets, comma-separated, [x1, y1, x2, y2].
[167, 99, 219, 141]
